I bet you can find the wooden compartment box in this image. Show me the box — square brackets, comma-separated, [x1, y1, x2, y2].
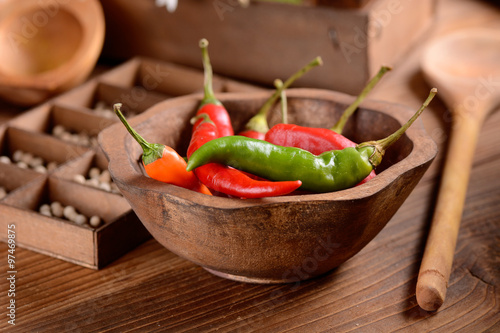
[0, 57, 262, 269]
[100, 0, 435, 95]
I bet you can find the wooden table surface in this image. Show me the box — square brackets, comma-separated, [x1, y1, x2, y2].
[1, 0, 499, 331]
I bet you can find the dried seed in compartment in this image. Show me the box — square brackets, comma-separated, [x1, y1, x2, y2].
[73, 174, 86, 184]
[52, 124, 98, 148]
[63, 205, 77, 221]
[36, 201, 104, 228]
[17, 161, 28, 169]
[34, 165, 47, 173]
[74, 214, 88, 225]
[7, 150, 56, 173]
[20, 152, 34, 165]
[93, 101, 115, 119]
[29, 156, 44, 168]
[0, 156, 11, 164]
[52, 125, 65, 137]
[50, 201, 64, 218]
[39, 204, 52, 217]
[99, 182, 111, 192]
[87, 178, 100, 188]
[89, 216, 101, 227]
[73, 166, 121, 195]
[12, 150, 24, 162]
[89, 167, 101, 179]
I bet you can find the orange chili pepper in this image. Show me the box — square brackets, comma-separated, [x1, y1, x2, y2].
[114, 103, 211, 195]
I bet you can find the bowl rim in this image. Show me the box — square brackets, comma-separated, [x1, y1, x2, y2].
[99, 88, 438, 209]
[0, 0, 105, 91]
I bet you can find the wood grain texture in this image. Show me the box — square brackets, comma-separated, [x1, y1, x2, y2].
[1, 0, 499, 331]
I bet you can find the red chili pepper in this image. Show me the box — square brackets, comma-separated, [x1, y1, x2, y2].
[238, 57, 323, 140]
[195, 103, 234, 137]
[113, 104, 212, 195]
[193, 164, 301, 199]
[264, 66, 391, 185]
[187, 40, 302, 198]
[265, 123, 356, 155]
[187, 114, 219, 158]
[188, 114, 302, 198]
[265, 124, 375, 184]
[194, 39, 234, 137]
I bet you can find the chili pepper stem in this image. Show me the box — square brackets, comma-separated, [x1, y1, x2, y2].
[113, 103, 164, 165]
[190, 113, 216, 126]
[274, 79, 288, 124]
[331, 66, 391, 134]
[199, 39, 221, 107]
[245, 56, 323, 134]
[358, 88, 438, 167]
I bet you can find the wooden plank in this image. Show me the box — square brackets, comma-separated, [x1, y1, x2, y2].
[0, 1, 498, 330]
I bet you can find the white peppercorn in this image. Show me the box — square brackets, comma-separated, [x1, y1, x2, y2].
[60, 132, 72, 142]
[29, 156, 44, 168]
[89, 167, 101, 180]
[34, 165, 47, 173]
[63, 205, 77, 221]
[89, 216, 101, 227]
[50, 201, 64, 218]
[99, 182, 111, 192]
[86, 178, 100, 188]
[20, 152, 34, 165]
[12, 150, 23, 162]
[16, 161, 28, 169]
[74, 214, 87, 225]
[37, 201, 103, 228]
[39, 204, 52, 217]
[73, 174, 86, 184]
[6, 150, 56, 173]
[94, 101, 115, 119]
[51, 124, 97, 147]
[71, 166, 121, 195]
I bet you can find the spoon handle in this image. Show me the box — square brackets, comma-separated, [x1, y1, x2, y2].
[416, 109, 482, 311]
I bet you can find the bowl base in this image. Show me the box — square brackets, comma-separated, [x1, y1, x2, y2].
[203, 268, 294, 284]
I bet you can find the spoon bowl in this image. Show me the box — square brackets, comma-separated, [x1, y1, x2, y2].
[421, 28, 500, 119]
[417, 28, 500, 311]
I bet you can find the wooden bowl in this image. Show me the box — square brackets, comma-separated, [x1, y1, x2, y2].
[99, 89, 437, 283]
[0, 0, 105, 106]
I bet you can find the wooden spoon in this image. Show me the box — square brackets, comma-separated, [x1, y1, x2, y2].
[417, 28, 500, 311]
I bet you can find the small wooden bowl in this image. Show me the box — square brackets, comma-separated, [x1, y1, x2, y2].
[99, 89, 437, 283]
[0, 0, 105, 106]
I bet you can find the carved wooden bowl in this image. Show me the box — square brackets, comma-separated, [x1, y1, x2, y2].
[99, 89, 437, 284]
[0, 0, 105, 106]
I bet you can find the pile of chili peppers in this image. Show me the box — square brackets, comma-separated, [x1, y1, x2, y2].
[115, 39, 437, 199]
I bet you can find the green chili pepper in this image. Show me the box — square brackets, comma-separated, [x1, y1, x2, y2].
[187, 89, 437, 193]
